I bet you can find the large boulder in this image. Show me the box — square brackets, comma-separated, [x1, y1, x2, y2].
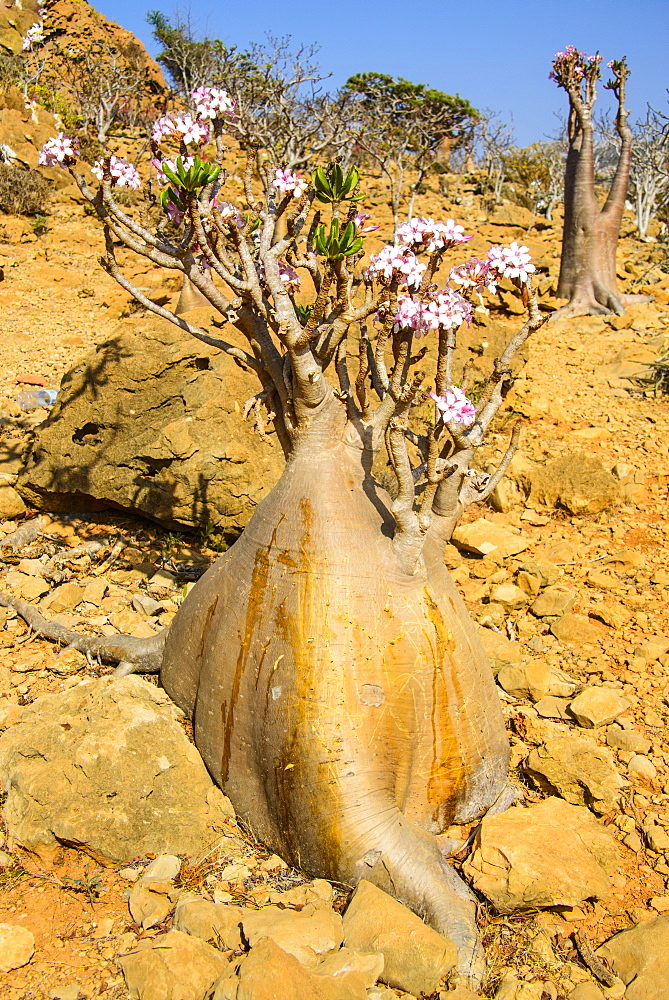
[17, 319, 285, 536]
[596, 914, 669, 1000]
[0, 676, 236, 863]
[462, 797, 619, 913]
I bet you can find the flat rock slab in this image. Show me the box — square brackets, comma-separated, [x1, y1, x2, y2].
[569, 687, 630, 728]
[342, 879, 457, 995]
[462, 797, 619, 913]
[0, 676, 235, 863]
[527, 453, 620, 515]
[522, 735, 624, 814]
[0, 922, 35, 972]
[596, 914, 669, 1000]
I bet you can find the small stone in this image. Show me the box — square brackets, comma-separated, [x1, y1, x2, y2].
[50, 647, 87, 677]
[132, 593, 163, 617]
[518, 559, 561, 587]
[606, 727, 651, 754]
[43, 582, 84, 614]
[522, 736, 624, 814]
[313, 946, 384, 988]
[649, 897, 669, 913]
[551, 614, 605, 647]
[628, 755, 657, 780]
[651, 569, 669, 585]
[148, 568, 178, 591]
[534, 696, 572, 720]
[623, 832, 643, 853]
[530, 585, 576, 618]
[129, 855, 182, 929]
[0, 922, 35, 972]
[451, 519, 531, 558]
[569, 687, 630, 728]
[0, 486, 26, 519]
[81, 578, 108, 606]
[242, 901, 343, 968]
[490, 583, 529, 610]
[109, 609, 145, 632]
[173, 897, 244, 950]
[4, 571, 50, 600]
[478, 630, 522, 676]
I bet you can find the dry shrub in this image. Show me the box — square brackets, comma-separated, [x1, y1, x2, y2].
[0, 164, 51, 216]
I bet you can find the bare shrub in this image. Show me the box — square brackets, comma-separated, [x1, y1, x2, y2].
[0, 164, 51, 216]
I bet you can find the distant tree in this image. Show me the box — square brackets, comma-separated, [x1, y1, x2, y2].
[475, 110, 513, 205]
[601, 106, 669, 240]
[149, 14, 357, 168]
[343, 73, 478, 225]
[550, 46, 649, 315]
[503, 141, 565, 220]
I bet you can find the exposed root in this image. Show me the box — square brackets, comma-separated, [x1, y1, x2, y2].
[0, 590, 166, 674]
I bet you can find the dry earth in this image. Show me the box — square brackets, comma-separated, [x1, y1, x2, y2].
[0, 165, 667, 1000]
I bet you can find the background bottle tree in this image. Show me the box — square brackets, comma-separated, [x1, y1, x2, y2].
[551, 46, 648, 315]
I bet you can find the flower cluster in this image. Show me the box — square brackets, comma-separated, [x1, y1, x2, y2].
[392, 288, 472, 337]
[549, 45, 601, 83]
[395, 216, 472, 253]
[271, 168, 308, 199]
[92, 156, 141, 190]
[38, 133, 79, 168]
[152, 113, 211, 146]
[257, 259, 301, 294]
[364, 245, 426, 290]
[429, 386, 476, 426]
[450, 258, 498, 295]
[22, 21, 45, 50]
[191, 86, 235, 120]
[151, 156, 195, 184]
[486, 242, 535, 283]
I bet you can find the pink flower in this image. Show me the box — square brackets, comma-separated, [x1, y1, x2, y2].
[354, 211, 380, 235]
[486, 242, 535, 283]
[165, 200, 184, 223]
[217, 201, 244, 228]
[22, 21, 45, 50]
[38, 133, 79, 168]
[386, 288, 471, 337]
[272, 168, 308, 199]
[395, 216, 472, 253]
[152, 113, 211, 146]
[278, 260, 300, 291]
[429, 386, 476, 426]
[191, 86, 235, 120]
[92, 156, 141, 189]
[364, 245, 426, 290]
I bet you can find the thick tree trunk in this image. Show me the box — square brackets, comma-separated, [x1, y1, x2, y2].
[161, 393, 510, 982]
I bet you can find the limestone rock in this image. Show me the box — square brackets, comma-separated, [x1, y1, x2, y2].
[0, 676, 235, 863]
[451, 519, 531, 558]
[498, 662, 576, 703]
[118, 929, 231, 1000]
[0, 485, 26, 519]
[628, 755, 657, 780]
[313, 947, 384, 988]
[241, 902, 342, 968]
[596, 914, 669, 1000]
[527, 454, 620, 514]
[530, 585, 576, 618]
[522, 736, 624, 814]
[462, 797, 619, 913]
[606, 727, 651, 754]
[569, 687, 630, 728]
[42, 581, 84, 613]
[17, 320, 285, 535]
[0, 922, 35, 972]
[235, 937, 368, 1000]
[477, 629, 523, 676]
[551, 615, 605, 647]
[489, 583, 529, 610]
[342, 879, 457, 995]
[128, 856, 182, 930]
[567, 986, 605, 1000]
[173, 897, 244, 950]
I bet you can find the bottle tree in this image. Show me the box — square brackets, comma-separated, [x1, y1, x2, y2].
[551, 46, 647, 315]
[5, 91, 545, 985]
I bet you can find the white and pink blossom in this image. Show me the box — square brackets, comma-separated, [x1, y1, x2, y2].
[152, 113, 211, 146]
[364, 245, 426, 290]
[271, 168, 308, 199]
[191, 86, 235, 120]
[22, 21, 45, 50]
[354, 211, 380, 235]
[92, 156, 141, 189]
[429, 386, 476, 426]
[38, 133, 79, 168]
[395, 216, 472, 253]
[385, 288, 471, 337]
[217, 201, 244, 228]
[450, 257, 498, 295]
[486, 242, 535, 283]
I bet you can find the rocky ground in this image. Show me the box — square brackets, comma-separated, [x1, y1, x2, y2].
[0, 171, 667, 1000]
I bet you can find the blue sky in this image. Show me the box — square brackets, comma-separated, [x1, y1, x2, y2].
[97, 0, 668, 145]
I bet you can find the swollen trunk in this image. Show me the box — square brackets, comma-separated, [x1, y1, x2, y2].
[161, 402, 509, 975]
